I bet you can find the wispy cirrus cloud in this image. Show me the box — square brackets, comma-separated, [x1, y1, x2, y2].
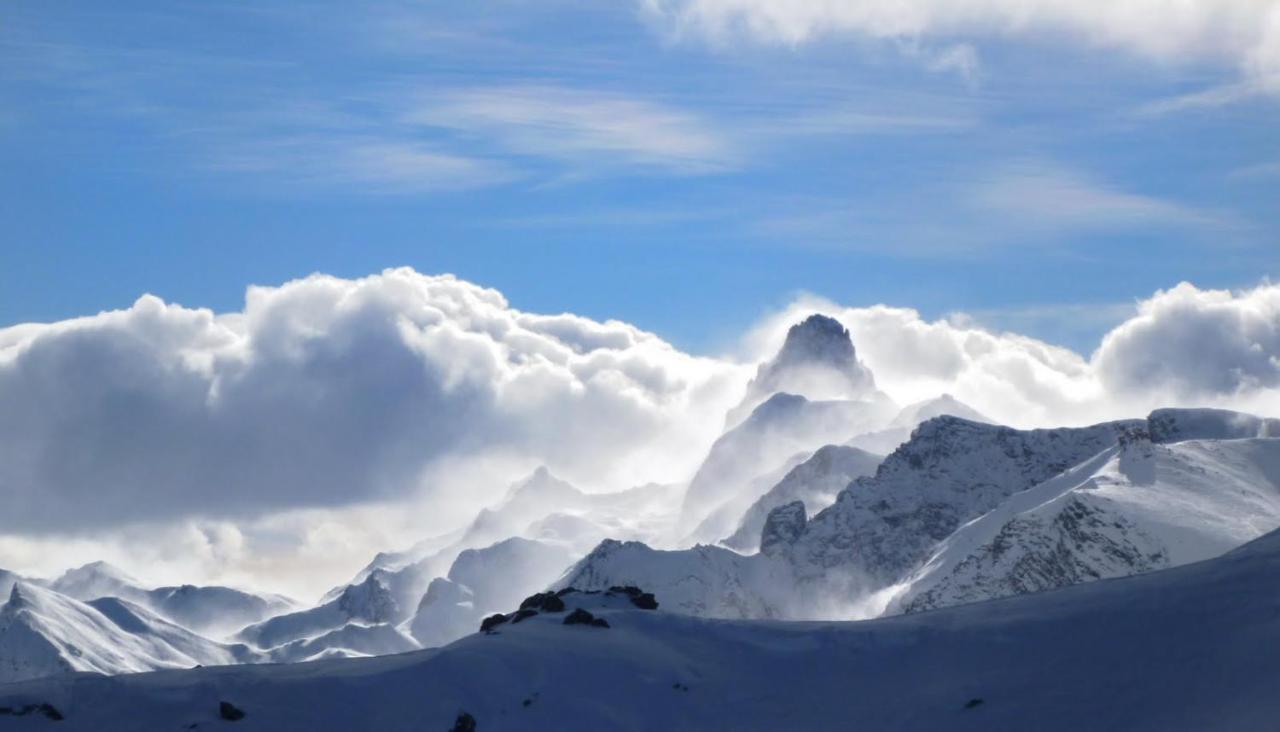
[209, 135, 521, 194]
[405, 84, 739, 175]
[970, 160, 1232, 231]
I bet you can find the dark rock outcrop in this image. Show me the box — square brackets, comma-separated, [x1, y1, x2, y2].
[219, 701, 246, 721]
[563, 608, 609, 628]
[480, 613, 508, 633]
[760, 501, 806, 556]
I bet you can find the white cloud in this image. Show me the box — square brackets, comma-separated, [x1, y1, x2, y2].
[744, 281, 1280, 428]
[0, 269, 743, 537]
[1095, 281, 1280, 397]
[644, 0, 1280, 88]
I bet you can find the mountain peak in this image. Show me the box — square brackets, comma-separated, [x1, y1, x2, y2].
[337, 574, 399, 624]
[502, 466, 582, 505]
[727, 314, 882, 427]
[773, 314, 857, 370]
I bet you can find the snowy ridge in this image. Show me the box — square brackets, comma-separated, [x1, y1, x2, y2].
[0, 583, 256, 684]
[554, 539, 790, 619]
[236, 574, 403, 652]
[6, 528, 1280, 730]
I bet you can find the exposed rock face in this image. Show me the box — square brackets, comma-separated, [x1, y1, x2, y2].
[760, 502, 806, 556]
[749, 315, 875, 402]
[892, 414, 1280, 614]
[219, 700, 246, 721]
[726, 314, 884, 428]
[563, 608, 609, 628]
[336, 574, 399, 624]
[788, 416, 1140, 586]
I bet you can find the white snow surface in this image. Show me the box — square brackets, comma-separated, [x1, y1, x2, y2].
[5, 528, 1280, 730]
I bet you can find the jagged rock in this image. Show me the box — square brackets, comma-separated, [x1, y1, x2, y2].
[0, 702, 64, 720]
[519, 591, 565, 613]
[742, 314, 879, 409]
[630, 593, 658, 610]
[760, 501, 806, 556]
[510, 609, 538, 623]
[336, 574, 399, 624]
[563, 608, 609, 628]
[479, 614, 508, 633]
[450, 711, 477, 732]
[607, 585, 659, 609]
[219, 701, 245, 721]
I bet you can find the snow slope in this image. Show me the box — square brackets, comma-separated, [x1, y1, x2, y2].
[6, 529, 1280, 731]
[0, 583, 256, 684]
[554, 539, 791, 618]
[894, 422, 1280, 613]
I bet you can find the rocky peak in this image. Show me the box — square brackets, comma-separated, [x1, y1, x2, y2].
[760, 501, 807, 556]
[337, 573, 399, 624]
[753, 315, 875, 396]
[727, 314, 882, 427]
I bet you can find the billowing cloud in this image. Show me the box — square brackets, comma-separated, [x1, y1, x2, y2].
[0, 269, 743, 534]
[644, 0, 1280, 88]
[742, 280, 1280, 428]
[1095, 281, 1280, 397]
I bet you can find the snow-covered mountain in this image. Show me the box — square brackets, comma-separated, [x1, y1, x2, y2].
[722, 444, 882, 552]
[0, 583, 258, 684]
[330, 468, 679, 628]
[235, 574, 406, 655]
[48, 562, 149, 604]
[38, 561, 296, 640]
[570, 414, 1140, 619]
[8, 528, 1280, 730]
[143, 585, 297, 639]
[554, 539, 788, 618]
[893, 415, 1280, 613]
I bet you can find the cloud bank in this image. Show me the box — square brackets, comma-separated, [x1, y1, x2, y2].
[0, 269, 742, 534]
[3, 271, 1280, 594]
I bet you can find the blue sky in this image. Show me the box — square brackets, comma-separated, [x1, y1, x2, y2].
[2, 0, 1277, 354]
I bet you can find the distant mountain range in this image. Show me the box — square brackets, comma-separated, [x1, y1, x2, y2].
[3, 313, 1279, 730]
